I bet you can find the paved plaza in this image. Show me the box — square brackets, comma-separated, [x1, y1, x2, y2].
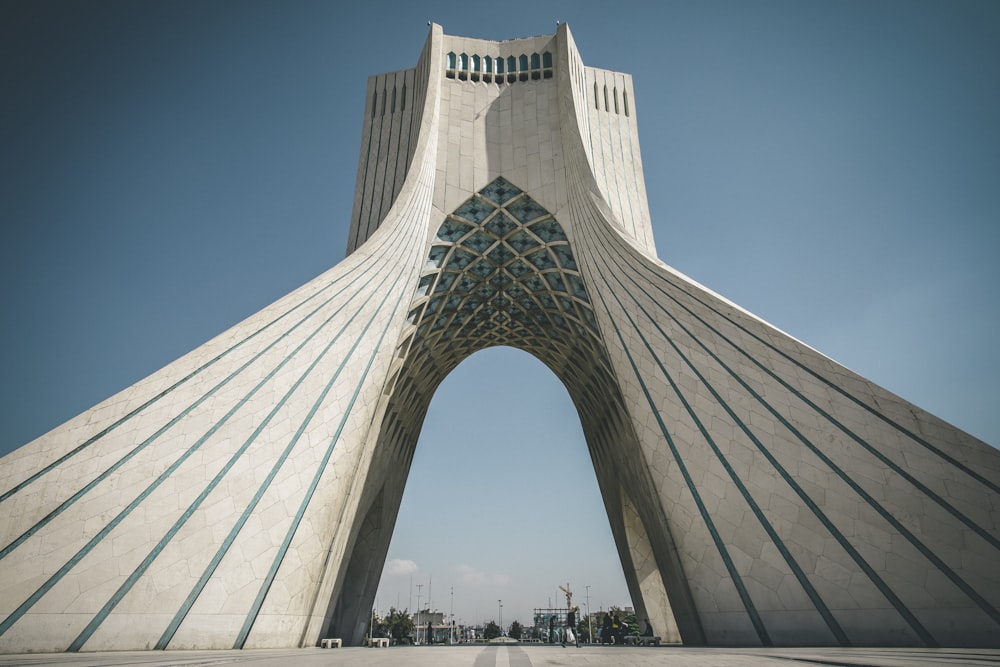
[2, 645, 999, 667]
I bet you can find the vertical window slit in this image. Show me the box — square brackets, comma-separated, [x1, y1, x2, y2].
[446, 51, 456, 79]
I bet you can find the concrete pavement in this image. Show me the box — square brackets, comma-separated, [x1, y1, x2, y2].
[2, 644, 999, 667]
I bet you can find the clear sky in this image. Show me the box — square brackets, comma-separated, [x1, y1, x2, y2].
[1, 0, 998, 630]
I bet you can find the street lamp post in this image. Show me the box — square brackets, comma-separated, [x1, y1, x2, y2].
[415, 584, 424, 643]
[585, 585, 593, 644]
[498, 599, 503, 636]
[450, 586, 455, 645]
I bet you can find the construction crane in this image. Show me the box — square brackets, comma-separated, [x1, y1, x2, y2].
[558, 583, 573, 610]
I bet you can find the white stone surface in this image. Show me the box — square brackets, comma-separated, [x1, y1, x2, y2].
[1, 22, 999, 655]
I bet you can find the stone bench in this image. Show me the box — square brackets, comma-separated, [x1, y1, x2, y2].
[320, 638, 342, 648]
[624, 635, 661, 646]
[367, 637, 389, 647]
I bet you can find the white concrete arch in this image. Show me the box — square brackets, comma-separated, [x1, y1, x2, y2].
[1, 23, 998, 654]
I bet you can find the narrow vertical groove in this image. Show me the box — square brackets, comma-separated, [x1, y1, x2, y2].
[362, 75, 387, 243]
[375, 73, 401, 227]
[620, 79, 646, 248]
[387, 71, 408, 217]
[610, 74, 636, 241]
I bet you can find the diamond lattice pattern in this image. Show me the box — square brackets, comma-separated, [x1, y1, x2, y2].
[403, 178, 603, 370]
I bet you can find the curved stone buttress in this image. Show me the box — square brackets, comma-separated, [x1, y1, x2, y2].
[1, 23, 998, 653]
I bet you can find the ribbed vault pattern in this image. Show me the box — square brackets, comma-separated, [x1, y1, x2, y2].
[394, 177, 615, 403]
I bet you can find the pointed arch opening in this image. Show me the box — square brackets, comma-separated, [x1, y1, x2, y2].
[374, 347, 632, 639]
[321, 179, 696, 646]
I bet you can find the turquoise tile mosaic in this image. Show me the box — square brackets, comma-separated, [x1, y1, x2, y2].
[480, 176, 520, 205]
[528, 218, 567, 242]
[487, 243, 514, 265]
[437, 218, 473, 242]
[506, 229, 540, 253]
[484, 211, 518, 238]
[453, 198, 495, 224]
[507, 196, 548, 223]
[462, 230, 495, 253]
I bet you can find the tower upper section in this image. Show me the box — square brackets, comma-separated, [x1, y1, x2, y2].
[346, 24, 656, 258]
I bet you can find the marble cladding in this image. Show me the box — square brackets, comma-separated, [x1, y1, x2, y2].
[1, 22, 998, 654]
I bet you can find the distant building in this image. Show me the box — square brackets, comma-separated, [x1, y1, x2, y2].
[412, 609, 452, 644]
[412, 609, 445, 627]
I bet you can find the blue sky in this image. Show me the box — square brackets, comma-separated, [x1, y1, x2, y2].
[1, 0, 998, 629]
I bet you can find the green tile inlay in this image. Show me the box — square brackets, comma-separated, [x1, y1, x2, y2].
[437, 218, 473, 242]
[479, 177, 521, 205]
[452, 198, 496, 224]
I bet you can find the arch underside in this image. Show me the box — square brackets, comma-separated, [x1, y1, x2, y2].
[322, 178, 693, 645]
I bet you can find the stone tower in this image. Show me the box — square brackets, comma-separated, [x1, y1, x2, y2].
[1, 24, 998, 653]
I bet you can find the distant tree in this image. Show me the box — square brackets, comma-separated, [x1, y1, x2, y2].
[381, 607, 415, 644]
[623, 611, 640, 637]
[592, 610, 609, 643]
[484, 620, 502, 640]
[576, 613, 593, 643]
[508, 620, 523, 639]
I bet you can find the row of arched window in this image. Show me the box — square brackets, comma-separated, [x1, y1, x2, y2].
[372, 82, 407, 118]
[595, 82, 629, 117]
[446, 51, 554, 82]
